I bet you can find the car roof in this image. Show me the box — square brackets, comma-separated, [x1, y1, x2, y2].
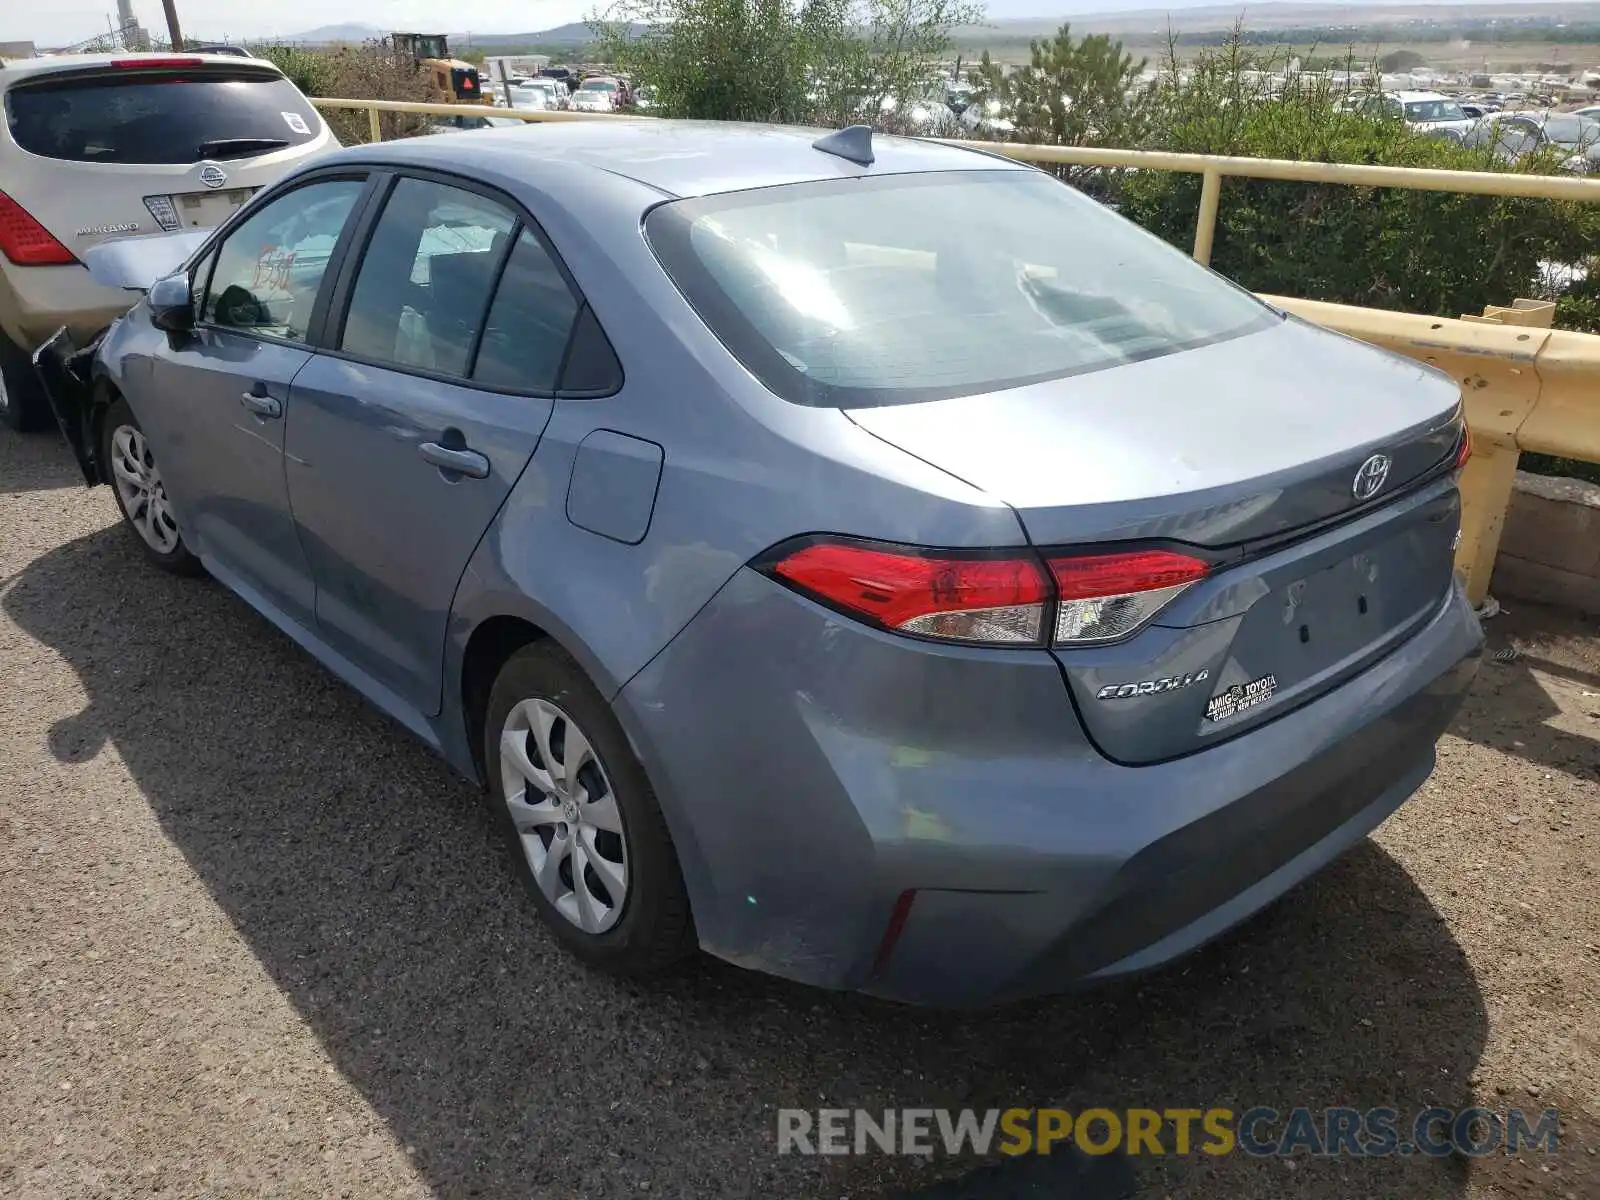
[335, 119, 1028, 199]
[0, 51, 279, 82]
[1392, 90, 1453, 102]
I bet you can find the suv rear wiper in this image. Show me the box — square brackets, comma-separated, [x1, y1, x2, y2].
[194, 137, 291, 159]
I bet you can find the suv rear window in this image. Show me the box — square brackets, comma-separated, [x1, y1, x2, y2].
[5, 66, 322, 165]
[644, 170, 1276, 408]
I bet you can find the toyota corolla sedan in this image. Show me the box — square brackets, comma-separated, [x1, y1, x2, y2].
[39, 120, 1482, 1007]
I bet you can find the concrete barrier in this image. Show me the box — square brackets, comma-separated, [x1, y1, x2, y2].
[1492, 472, 1600, 614]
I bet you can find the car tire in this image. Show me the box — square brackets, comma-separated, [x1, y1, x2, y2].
[486, 640, 695, 975]
[0, 330, 49, 433]
[101, 397, 201, 575]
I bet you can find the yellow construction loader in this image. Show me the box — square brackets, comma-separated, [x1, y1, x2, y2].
[390, 33, 492, 106]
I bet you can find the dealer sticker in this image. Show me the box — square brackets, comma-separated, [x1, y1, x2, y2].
[1205, 674, 1277, 722]
[282, 111, 311, 135]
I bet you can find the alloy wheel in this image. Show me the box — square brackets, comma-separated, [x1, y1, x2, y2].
[499, 697, 630, 934]
[110, 424, 181, 555]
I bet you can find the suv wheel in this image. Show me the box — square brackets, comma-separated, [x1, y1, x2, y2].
[486, 641, 695, 974]
[0, 331, 49, 433]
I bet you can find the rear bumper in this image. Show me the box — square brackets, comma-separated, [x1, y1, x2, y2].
[616, 569, 1482, 1008]
[0, 263, 133, 351]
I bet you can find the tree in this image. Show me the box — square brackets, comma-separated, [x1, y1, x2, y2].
[591, 0, 978, 126]
[973, 24, 1152, 167]
[1378, 48, 1425, 72]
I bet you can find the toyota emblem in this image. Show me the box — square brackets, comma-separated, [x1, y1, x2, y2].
[1352, 453, 1392, 501]
[198, 163, 228, 189]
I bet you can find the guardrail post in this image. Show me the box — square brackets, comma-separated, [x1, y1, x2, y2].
[1192, 168, 1222, 266]
[1473, 299, 1557, 329]
[368, 108, 383, 144]
[1456, 441, 1521, 607]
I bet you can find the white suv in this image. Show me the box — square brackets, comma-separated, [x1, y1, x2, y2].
[0, 51, 339, 430]
[1339, 90, 1476, 140]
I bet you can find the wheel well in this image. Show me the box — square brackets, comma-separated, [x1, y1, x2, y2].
[87, 380, 121, 484]
[461, 615, 548, 782]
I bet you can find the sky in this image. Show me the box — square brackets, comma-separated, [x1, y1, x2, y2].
[4, 0, 1562, 48]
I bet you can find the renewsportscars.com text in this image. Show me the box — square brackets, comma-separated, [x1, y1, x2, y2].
[776, 1106, 1560, 1158]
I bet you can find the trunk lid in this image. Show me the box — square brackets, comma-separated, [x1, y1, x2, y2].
[846, 317, 1465, 764]
[1048, 479, 1460, 763]
[844, 316, 1462, 549]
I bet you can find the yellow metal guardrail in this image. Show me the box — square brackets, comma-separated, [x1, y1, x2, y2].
[311, 99, 1600, 264]
[940, 141, 1600, 266]
[311, 96, 1600, 605]
[311, 96, 628, 143]
[1260, 295, 1598, 606]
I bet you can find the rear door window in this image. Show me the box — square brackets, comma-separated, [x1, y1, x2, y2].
[472, 228, 581, 391]
[5, 65, 322, 165]
[338, 177, 518, 378]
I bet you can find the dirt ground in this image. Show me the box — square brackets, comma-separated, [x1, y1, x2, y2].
[2, 425, 1598, 1200]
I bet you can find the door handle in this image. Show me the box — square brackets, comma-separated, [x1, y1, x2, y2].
[238, 389, 282, 419]
[419, 441, 490, 479]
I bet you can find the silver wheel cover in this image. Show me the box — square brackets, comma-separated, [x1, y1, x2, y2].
[110, 424, 181, 555]
[499, 698, 630, 934]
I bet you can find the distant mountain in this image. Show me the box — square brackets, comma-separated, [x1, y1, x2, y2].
[480, 23, 604, 45]
[278, 21, 641, 48]
[280, 22, 386, 44]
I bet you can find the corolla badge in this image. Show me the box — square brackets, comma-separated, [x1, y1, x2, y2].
[197, 163, 228, 189]
[1352, 453, 1392, 501]
[1096, 669, 1209, 700]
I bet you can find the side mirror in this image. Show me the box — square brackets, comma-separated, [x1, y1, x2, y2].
[148, 273, 194, 333]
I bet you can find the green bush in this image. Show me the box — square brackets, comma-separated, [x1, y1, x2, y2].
[250, 43, 333, 97]
[1116, 39, 1600, 320]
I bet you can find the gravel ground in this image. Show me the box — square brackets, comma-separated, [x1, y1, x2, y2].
[3, 426, 1598, 1200]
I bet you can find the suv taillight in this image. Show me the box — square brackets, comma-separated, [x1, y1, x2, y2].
[760, 538, 1209, 648]
[0, 190, 76, 266]
[1454, 424, 1472, 470]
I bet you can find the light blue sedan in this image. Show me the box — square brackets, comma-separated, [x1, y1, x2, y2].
[38, 120, 1481, 1005]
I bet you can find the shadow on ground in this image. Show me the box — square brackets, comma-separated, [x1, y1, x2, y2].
[0, 427, 82, 494]
[5, 518, 1494, 1200]
[1449, 603, 1600, 784]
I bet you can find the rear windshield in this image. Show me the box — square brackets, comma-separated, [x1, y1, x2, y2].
[645, 170, 1276, 408]
[5, 67, 321, 164]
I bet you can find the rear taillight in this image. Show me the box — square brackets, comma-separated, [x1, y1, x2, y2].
[1048, 549, 1210, 644]
[0, 190, 75, 266]
[761, 539, 1208, 648]
[1454, 424, 1472, 470]
[769, 541, 1050, 645]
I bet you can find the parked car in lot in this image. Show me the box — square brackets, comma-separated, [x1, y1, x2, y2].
[1338, 90, 1476, 140]
[37, 121, 1482, 1006]
[1461, 109, 1600, 171]
[424, 113, 530, 134]
[0, 51, 338, 430]
[570, 75, 624, 112]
